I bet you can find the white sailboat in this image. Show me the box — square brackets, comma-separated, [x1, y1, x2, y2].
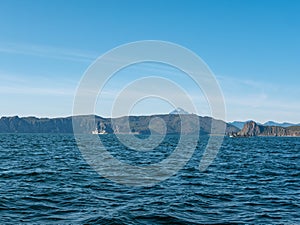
[92, 121, 107, 134]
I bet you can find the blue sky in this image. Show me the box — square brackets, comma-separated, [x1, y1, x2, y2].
[0, 0, 299, 123]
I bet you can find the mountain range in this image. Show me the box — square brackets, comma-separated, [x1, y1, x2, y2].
[0, 114, 239, 135]
[1, 108, 299, 137]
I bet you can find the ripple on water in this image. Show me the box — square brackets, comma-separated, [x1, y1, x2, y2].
[0, 134, 299, 224]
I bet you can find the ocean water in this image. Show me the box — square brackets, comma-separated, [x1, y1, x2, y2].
[0, 134, 299, 224]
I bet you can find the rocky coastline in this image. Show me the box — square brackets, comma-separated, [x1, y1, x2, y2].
[229, 121, 300, 137]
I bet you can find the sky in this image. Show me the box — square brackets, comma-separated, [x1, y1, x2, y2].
[0, 0, 299, 123]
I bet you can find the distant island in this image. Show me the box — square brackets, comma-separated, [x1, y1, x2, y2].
[0, 109, 299, 137]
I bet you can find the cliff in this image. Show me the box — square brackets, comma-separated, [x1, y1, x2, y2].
[236, 121, 300, 137]
[0, 114, 240, 135]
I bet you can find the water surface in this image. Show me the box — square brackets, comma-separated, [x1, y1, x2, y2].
[0, 134, 299, 224]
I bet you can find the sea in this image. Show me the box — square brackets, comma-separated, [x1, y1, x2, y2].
[0, 134, 299, 224]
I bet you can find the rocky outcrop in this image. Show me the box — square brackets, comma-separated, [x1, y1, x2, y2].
[285, 126, 300, 136]
[238, 121, 262, 136]
[234, 121, 300, 137]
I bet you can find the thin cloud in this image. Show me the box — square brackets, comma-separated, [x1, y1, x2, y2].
[0, 71, 76, 96]
[217, 75, 300, 122]
[0, 85, 74, 96]
[0, 42, 98, 63]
